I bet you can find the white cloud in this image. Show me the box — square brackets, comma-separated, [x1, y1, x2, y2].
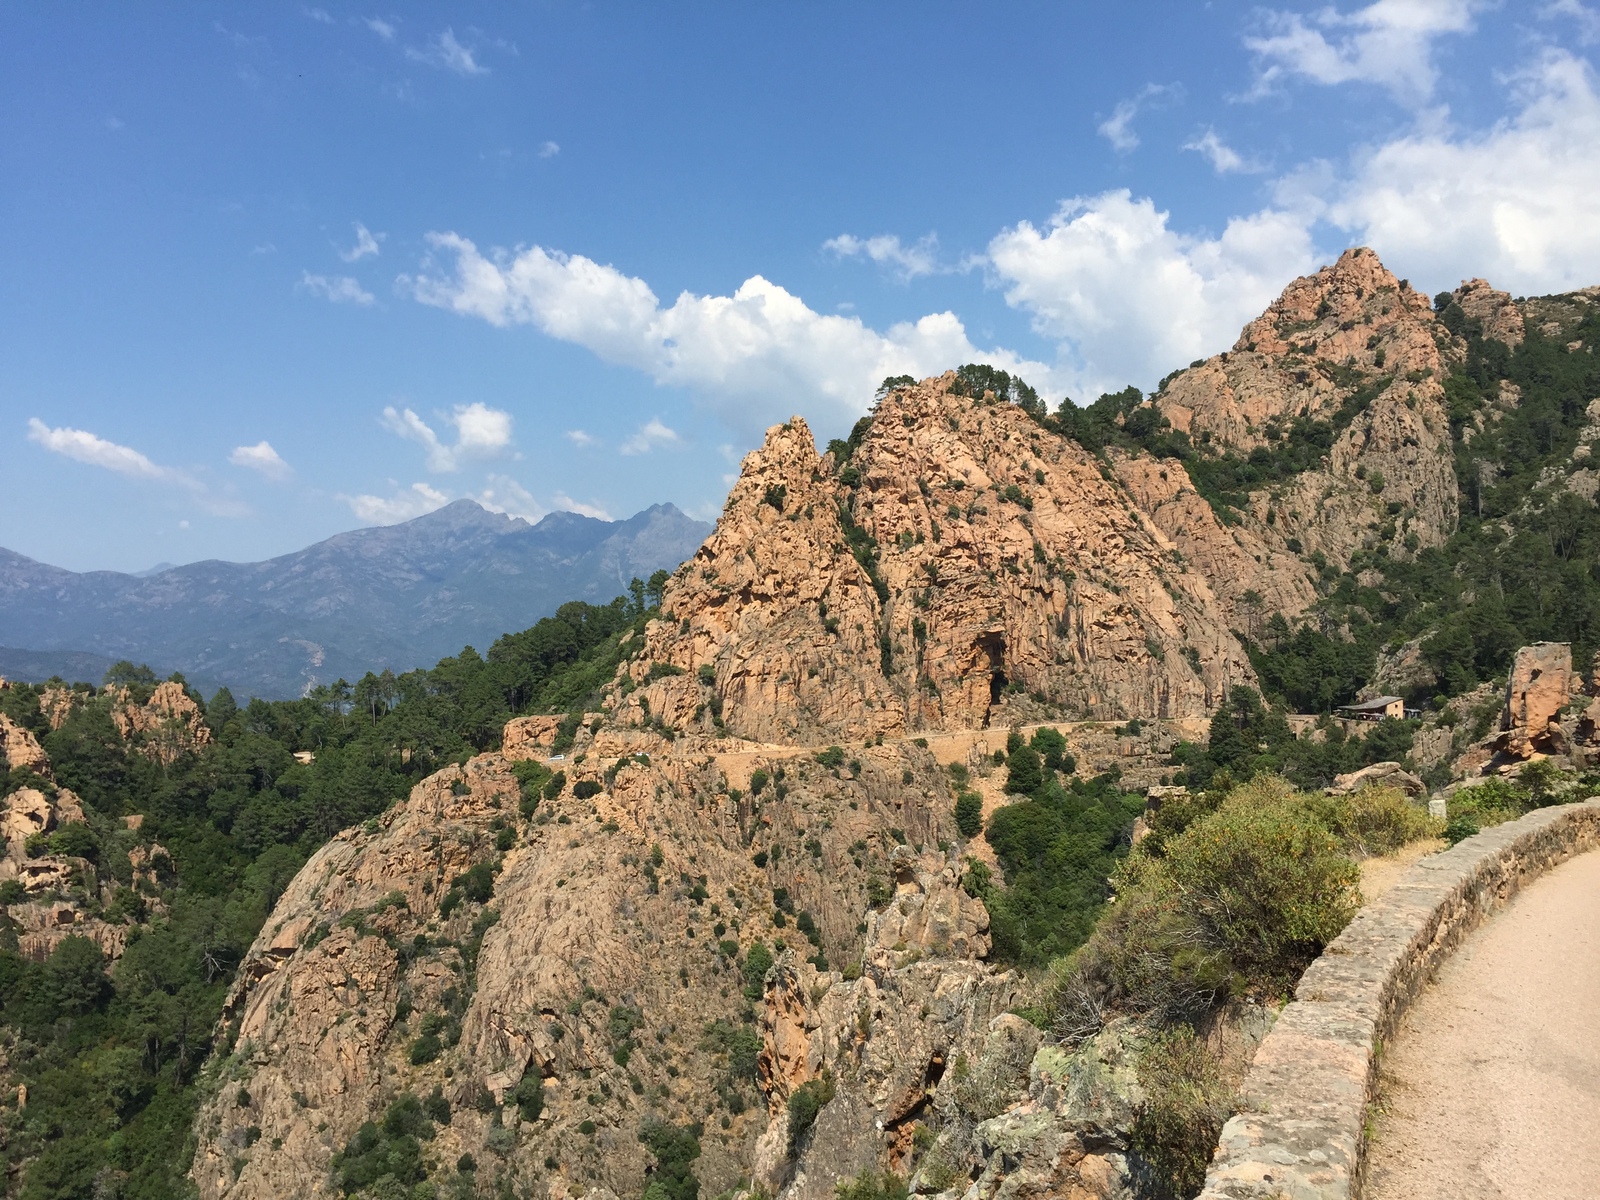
[299, 272, 375, 305]
[380, 402, 513, 471]
[565, 429, 598, 447]
[339, 222, 384, 262]
[406, 233, 1048, 435]
[985, 43, 1600, 401]
[229, 440, 292, 480]
[824, 233, 942, 281]
[339, 482, 450, 524]
[1183, 128, 1260, 175]
[1321, 49, 1600, 294]
[620, 418, 682, 456]
[1245, 0, 1483, 103]
[987, 191, 1318, 401]
[1097, 83, 1182, 153]
[407, 28, 487, 76]
[364, 16, 396, 40]
[304, 6, 333, 24]
[538, 140, 560, 158]
[28, 418, 170, 480]
[475, 474, 545, 522]
[553, 492, 613, 520]
[28, 418, 249, 516]
[1545, 0, 1600, 43]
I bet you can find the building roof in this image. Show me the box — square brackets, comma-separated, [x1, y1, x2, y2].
[1336, 695, 1405, 712]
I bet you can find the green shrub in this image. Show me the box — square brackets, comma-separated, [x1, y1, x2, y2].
[1156, 780, 1359, 993]
[408, 1033, 442, 1065]
[835, 1170, 910, 1200]
[1308, 784, 1438, 857]
[742, 941, 773, 999]
[639, 1120, 701, 1200]
[814, 746, 846, 769]
[954, 791, 984, 837]
[572, 779, 603, 800]
[1003, 744, 1043, 795]
[786, 1075, 836, 1151]
[331, 1093, 439, 1194]
[1129, 1028, 1232, 1200]
[1050, 777, 1362, 1033]
[512, 1073, 544, 1122]
[512, 759, 553, 818]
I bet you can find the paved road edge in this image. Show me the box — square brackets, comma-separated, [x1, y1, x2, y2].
[1198, 798, 1600, 1200]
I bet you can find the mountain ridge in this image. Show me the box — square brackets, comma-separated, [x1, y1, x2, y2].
[0, 500, 710, 699]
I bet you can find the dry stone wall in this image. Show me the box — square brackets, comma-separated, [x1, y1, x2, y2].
[1200, 799, 1600, 1200]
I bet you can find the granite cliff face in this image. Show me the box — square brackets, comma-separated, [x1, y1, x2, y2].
[619, 385, 1254, 745]
[189, 729, 993, 1200]
[1155, 247, 1461, 581]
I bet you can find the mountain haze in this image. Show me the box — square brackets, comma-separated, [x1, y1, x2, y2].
[0, 500, 710, 698]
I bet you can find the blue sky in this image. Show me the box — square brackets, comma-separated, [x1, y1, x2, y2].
[4, 1, 1598, 572]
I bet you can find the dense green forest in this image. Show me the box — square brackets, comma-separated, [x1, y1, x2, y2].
[0, 584, 665, 1199]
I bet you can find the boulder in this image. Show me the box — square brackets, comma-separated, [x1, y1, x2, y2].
[1497, 642, 1573, 758]
[1326, 761, 1427, 799]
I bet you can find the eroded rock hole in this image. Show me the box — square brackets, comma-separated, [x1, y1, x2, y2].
[978, 632, 1007, 725]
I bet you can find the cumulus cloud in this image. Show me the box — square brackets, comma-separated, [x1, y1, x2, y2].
[407, 28, 487, 75]
[339, 482, 450, 524]
[340, 222, 384, 262]
[620, 418, 682, 456]
[299, 272, 374, 305]
[380, 402, 513, 471]
[1316, 49, 1600, 294]
[406, 233, 1047, 435]
[28, 418, 170, 480]
[475, 475, 545, 522]
[565, 429, 598, 447]
[987, 191, 1318, 401]
[364, 16, 396, 40]
[1183, 128, 1260, 174]
[1245, 0, 1483, 103]
[538, 140, 560, 158]
[553, 492, 613, 520]
[229, 440, 292, 480]
[1097, 83, 1182, 153]
[28, 418, 248, 515]
[824, 233, 942, 281]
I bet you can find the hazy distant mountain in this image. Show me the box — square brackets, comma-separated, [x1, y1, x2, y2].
[0, 500, 710, 699]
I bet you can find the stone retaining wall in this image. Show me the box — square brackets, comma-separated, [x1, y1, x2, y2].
[1198, 798, 1600, 1200]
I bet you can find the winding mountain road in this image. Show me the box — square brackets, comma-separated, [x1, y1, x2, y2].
[1365, 847, 1600, 1200]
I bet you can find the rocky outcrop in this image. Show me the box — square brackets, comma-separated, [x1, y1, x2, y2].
[1496, 642, 1574, 759]
[0, 715, 50, 778]
[1157, 247, 1460, 571]
[1452, 279, 1524, 347]
[37, 686, 80, 732]
[190, 722, 978, 1200]
[109, 680, 211, 764]
[620, 392, 1253, 744]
